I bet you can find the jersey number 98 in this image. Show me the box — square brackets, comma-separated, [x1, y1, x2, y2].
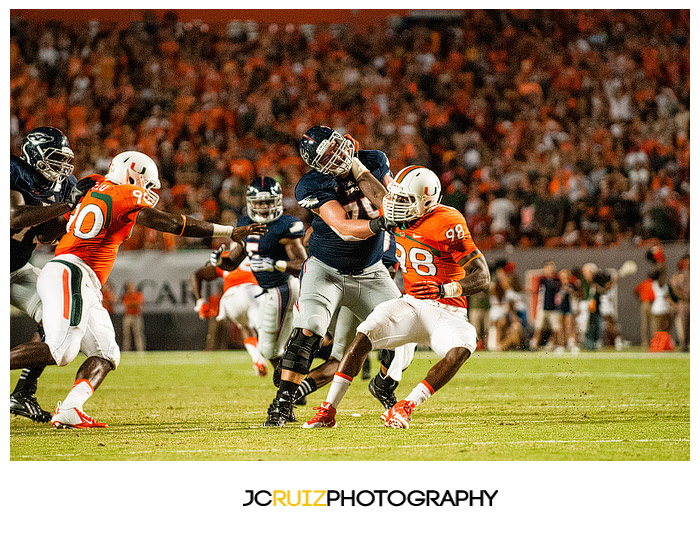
[395, 243, 437, 276]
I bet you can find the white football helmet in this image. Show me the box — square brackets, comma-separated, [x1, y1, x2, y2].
[382, 166, 441, 222]
[105, 151, 161, 207]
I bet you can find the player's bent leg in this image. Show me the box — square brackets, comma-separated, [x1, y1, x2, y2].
[264, 328, 323, 427]
[368, 350, 399, 410]
[10, 341, 57, 370]
[382, 347, 472, 429]
[51, 356, 113, 429]
[303, 332, 373, 429]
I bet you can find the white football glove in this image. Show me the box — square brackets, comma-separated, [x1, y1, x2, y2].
[249, 256, 275, 272]
[194, 298, 206, 314]
[210, 244, 227, 267]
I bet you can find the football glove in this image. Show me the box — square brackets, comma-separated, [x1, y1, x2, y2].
[410, 280, 462, 300]
[194, 298, 209, 319]
[66, 177, 97, 208]
[369, 215, 396, 234]
[344, 133, 360, 154]
[250, 256, 275, 272]
[210, 244, 227, 267]
[410, 280, 443, 300]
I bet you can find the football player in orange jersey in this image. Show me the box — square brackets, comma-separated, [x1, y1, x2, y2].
[9, 151, 265, 429]
[304, 164, 490, 429]
[191, 254, 268, 376]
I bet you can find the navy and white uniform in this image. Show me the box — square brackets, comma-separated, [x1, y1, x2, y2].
[293, 150, 401, 339]
[238, 213, 306, 361]
[10, 155, 76, 323]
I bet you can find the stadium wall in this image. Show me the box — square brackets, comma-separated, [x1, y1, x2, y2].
[10, 243, 690, 350]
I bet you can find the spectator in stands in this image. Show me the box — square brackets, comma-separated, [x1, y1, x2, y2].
[634, 277, 656, 349]
[669, 253, 690, 352]
[122, 281, 146, 353]
[557, 269, 580, 353]
[9, 10, 690, 250]
[530, 261, 563, 353]
[467, 288, 490, 351]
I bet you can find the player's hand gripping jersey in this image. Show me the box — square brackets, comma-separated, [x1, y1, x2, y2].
[55, 177, 150, 285]
[395, 204, 482, 308]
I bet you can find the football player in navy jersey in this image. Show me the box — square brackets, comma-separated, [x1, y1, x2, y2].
[262, 125, 402, 427]
[10, 127, 95, 422]
[212, 176, 308, 376]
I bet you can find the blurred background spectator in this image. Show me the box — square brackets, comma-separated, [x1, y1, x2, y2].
[121, 281, 146, 352]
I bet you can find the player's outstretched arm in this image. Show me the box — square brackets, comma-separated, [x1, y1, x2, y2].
[10, 177, 96, 231]
[455, 252, 491, 296]
[211, 242, 246, 272]
[315, 202, 377, 241]
[136, 207, 266, 241]
[350, 157, 388, 210]
[278, 237, 308, 276]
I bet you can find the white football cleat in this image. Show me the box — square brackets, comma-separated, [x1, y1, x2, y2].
[51, 402, 108, 429]
[381, 400, 416, 429]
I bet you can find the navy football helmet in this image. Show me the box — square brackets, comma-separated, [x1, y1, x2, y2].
[299, 126, 355, 177]
[247, 176, 283, 223]
[21, 127, 74, 185]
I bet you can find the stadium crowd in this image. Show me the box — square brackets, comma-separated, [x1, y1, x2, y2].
[10, 10, 690, 251]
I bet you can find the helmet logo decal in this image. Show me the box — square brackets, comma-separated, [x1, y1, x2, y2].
[130, 162, 147, 174]
[27, 132, 53, 144]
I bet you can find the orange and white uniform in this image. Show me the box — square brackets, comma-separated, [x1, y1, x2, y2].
[215, 257, 262, 330]
[357, 205, 480, 379]
[36, 177, 151, 368]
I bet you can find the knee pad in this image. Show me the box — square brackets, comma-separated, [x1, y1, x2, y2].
[316, 339, 334, 362]
[281, 328, 322, 375]
[379, 349, 395, 369]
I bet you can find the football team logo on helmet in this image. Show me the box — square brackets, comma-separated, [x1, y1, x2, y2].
[105, 151, 161, 207]
[383, 166, 441, 222]
[247, 176, 283, 223]
[21, 127, 75, 185]
[299, 126, 356, 177]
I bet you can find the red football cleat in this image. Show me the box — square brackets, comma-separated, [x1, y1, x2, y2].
[302, 402, 337, 428]
[380, 400, 416, 429]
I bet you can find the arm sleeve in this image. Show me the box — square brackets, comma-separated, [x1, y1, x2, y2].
[438, 210, 481, 264]
[281, 217, 306, 239]
[295, 174, 338, 211]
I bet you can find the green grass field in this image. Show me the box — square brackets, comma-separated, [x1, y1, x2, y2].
[10, 350, 689, 461]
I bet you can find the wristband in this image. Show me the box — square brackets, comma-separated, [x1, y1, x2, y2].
[441, 281, 462, 298]
[368, 218, 381, 234]
[177, 215, 187, 236]
[274, 260, 288, 272]
[212, 224, 234, 238]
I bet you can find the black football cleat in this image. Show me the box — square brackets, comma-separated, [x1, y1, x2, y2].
[368, 374, 399, 410]
[263, 398, 294, 427]
[361, 357, 371, 380]
[10, 392, 51, 423]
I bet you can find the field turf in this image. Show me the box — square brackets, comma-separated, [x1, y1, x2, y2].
[10, 350, 689, 461]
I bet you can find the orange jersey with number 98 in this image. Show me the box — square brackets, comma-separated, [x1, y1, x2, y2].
[55, 176, 151, 285]
[393, 204, 482, 308]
